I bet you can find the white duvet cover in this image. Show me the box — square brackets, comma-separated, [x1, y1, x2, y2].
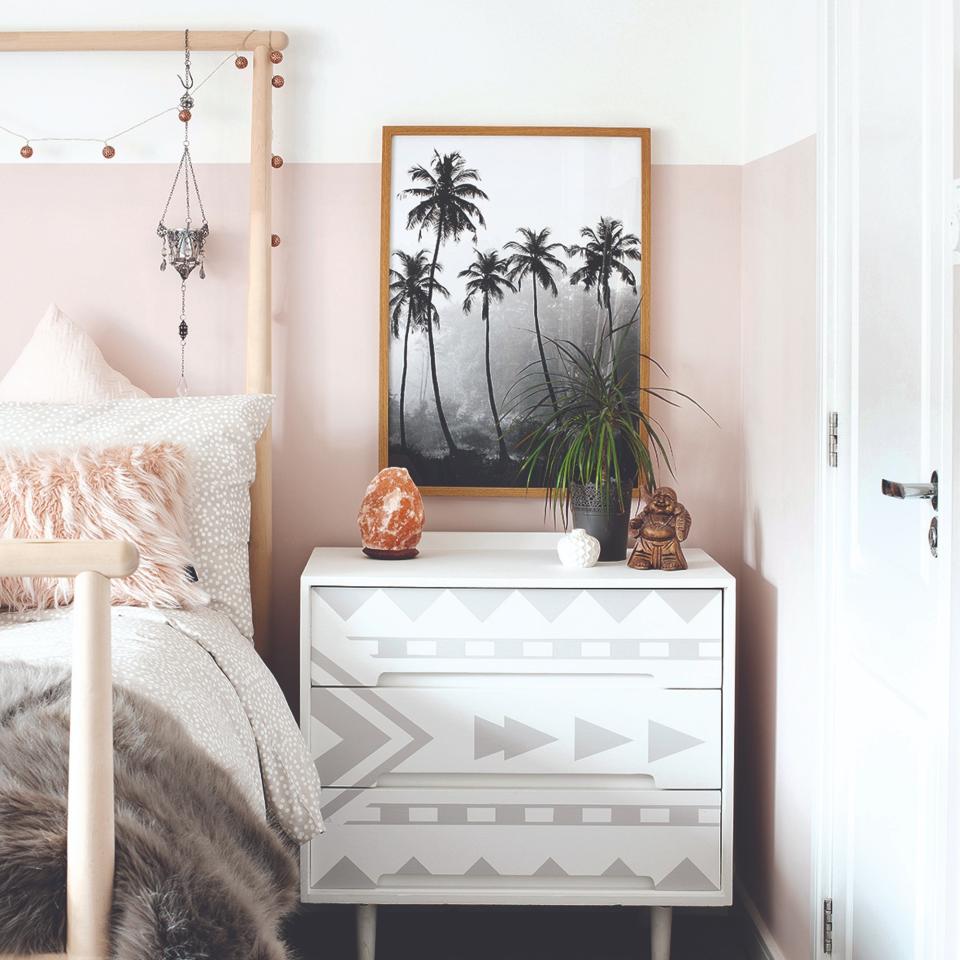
[0, 605, 323, 844]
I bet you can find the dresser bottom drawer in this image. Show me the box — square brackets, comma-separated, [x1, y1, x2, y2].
[305, 787, 721, 904]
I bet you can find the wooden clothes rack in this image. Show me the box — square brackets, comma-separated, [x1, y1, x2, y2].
[0, 28, 287, 960]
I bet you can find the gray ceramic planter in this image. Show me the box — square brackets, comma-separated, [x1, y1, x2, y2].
[569, 482, 634, 562]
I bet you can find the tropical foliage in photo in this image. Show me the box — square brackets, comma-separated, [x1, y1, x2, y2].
[567, 217, 642, 341]
[388, 249, 449, 451]
[504, 227, 567, 414]
[399, 151, 488, 458]
[459, 249, 516, 462]
[386, 141, 646, 490]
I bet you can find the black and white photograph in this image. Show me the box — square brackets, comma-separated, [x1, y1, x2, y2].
[379, 127, 651, 494]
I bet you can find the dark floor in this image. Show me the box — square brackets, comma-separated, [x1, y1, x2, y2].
[285, 905, 749, 960]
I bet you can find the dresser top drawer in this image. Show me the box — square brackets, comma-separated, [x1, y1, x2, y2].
[302, 535, 735, 591]
[309, 586, 724, 687]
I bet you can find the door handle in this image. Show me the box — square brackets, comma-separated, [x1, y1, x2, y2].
[881, 470, 938, 510]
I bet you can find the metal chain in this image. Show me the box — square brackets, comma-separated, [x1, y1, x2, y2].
[179, 279, 188, 391]
[185, 150, 208, 223]
[159, 149, 187, 224]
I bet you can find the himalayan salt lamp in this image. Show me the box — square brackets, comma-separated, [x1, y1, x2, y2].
[358, 467, 424, 559]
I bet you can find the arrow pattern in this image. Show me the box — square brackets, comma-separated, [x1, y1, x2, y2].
[648, 719, 705, 762]
[574, 717, 633, 760]
[475, 715, 558, 760]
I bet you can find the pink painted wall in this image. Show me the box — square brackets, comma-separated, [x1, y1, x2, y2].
[0, 161, 743, 700]
[0, 141, 820, 960]
[738, 135, 818, 960]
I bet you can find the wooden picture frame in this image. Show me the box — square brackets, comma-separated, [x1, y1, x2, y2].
[379, 126, 651, 498]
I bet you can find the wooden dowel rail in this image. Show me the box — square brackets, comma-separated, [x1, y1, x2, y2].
[0, 31, 288, 52]
[0, 540, 138, 960]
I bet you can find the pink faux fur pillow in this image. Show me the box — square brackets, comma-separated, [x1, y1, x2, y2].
[0, 443, 209, 611]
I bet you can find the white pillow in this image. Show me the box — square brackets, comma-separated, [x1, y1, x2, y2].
[0, 396, 273, 639]
[0, 303, 148, 403]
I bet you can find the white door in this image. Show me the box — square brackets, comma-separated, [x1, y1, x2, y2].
[821, 0, 954, 957]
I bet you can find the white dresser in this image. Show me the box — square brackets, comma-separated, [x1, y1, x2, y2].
[300, 532, 735, 959]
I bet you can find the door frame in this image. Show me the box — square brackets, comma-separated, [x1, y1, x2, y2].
[813, 0, 957, 957]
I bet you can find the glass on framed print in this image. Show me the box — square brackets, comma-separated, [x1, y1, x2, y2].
[378, 126, 651, 496]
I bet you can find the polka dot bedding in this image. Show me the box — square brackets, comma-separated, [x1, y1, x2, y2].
[0, 396, 273, 639]
[0, 605, 324, 843]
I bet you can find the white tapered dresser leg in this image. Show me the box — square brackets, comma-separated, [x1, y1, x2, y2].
[356, 903, 377, 960]
[650, 905, 673, 960]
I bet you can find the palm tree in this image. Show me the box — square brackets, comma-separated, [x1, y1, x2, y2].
[567, 217, 641, 341]
[400, 151, 488, 458]
[389, 250, 450, 451]
[504, 227, 567, 413]
[459, 248, 516, 462]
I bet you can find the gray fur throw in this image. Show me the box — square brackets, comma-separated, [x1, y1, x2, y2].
[0, 662, 298, 959]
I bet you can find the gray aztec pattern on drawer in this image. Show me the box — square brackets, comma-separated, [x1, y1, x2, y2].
[310, 686, 720, 788]
[310, 587, 723, 686]
[309, 788, 721, 893]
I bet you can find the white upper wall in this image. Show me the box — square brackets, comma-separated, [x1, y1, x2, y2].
[0, 0, 743, 165]
[740, 0, 818, 163]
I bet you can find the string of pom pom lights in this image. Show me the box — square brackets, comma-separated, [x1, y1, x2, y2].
[0, 30, 286, 162]
[0, 29, 289, 393]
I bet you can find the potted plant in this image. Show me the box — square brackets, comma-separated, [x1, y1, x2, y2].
[508, 320, 706, 561]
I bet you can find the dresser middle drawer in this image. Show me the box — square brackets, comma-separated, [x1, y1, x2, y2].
[310, 586, 723, 687]
[310, 685, 720, 790]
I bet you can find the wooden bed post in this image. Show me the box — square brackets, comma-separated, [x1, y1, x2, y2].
[66, 572, 114, 960]
[246, 42, 274, 660]
[0, 540, 138, 960]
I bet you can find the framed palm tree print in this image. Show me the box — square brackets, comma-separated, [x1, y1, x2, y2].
[379, 126, 651, 496]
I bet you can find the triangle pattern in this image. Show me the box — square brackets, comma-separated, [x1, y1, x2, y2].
[465, 857, 500, 877]
[659, 590, 716, 624]
[318, 587, 378, 621]
[317, 856, 376, 889]
[453, 588, 514, 621]
[534, 858, 569, 878]
[387, 588, 446, 621]
[575, 716, 633, 760]
[396, 857, 431, 877]
[591, 589, 652, 623]
[648, 720, 705, 762]
[523, 589, 582, 622]
[656, 858, 718, 891]
[602, 858, 638, 878]
[475, 715, 558, 760]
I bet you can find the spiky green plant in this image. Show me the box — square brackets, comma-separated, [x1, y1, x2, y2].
[506, 318, 711, 524]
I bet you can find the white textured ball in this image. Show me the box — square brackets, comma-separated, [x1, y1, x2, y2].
[557, 528, 601, 568]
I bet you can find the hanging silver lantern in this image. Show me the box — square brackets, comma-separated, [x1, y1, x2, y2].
[157, 29, 209, 395]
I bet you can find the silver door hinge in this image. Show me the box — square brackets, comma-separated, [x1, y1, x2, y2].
[828, 413, 839, 468]
[823, 897, 834, 954]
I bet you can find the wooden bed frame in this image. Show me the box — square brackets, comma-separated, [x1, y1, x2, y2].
[0, 29, 286, 960]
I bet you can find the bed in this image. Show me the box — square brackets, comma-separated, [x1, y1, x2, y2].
[0, 29, 322, 960]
